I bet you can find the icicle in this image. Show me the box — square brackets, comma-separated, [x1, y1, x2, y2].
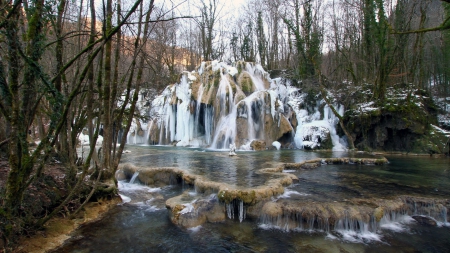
[226, 202, 234, 219]
[238, 200, 245, 222]
[442, 206, 448, 223]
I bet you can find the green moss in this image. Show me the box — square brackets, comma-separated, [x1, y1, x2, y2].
[239, 190, 256, 204]
[231, 82, 237, 94]
[213, 76, 220, 88]
[218, 189, 256, 205]
[236, 62, 243, 75]
[241, 78, 253, 94]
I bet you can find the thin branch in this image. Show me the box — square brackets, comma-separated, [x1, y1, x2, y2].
[0, 138, 9, 148]
[44, 31, 93, 48]
[124, 15, 195, 24]
[51, 0, 144, 84]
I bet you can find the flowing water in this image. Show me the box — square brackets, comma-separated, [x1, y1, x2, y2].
[57, 146, 450, 253]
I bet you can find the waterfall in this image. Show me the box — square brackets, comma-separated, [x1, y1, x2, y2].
[204, 106, 214, 145]
[194, 84, 204, 139]
[245, 62, 267, 91]
[148, 61, 348, 151]
[129, 171, 139, 184]
[210, 71, 237, 149]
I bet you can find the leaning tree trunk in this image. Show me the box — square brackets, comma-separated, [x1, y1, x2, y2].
[319, 86, 355, 150]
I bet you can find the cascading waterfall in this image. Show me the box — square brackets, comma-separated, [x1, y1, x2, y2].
[194, 84, 204, 140]
[147, 61, 348, 150]
[210, 71, 237, 149]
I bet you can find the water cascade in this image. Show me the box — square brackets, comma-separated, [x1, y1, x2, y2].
[129, 171, 139, 184]
[256, 197, 449, 238]
[146, 61, 347, 150]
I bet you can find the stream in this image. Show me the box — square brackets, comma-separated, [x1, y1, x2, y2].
[57, 145, 450, 253]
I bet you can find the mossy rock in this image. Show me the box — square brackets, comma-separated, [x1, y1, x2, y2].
[344, 90, 439, 153]
[409, 128, 447, 154]
[218, 189, 256, 205]
[319, 134, 333, 150]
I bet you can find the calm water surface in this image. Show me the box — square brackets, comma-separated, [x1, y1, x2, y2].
[58, 146, 450, 253]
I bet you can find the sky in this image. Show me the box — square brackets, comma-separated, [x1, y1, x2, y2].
[168, 0, 247, 19]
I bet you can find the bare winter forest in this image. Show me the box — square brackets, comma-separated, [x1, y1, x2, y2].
[0, 0, 449, 250]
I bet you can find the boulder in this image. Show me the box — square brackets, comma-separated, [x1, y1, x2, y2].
[300, 162, 320, 170]
[250, 140, 266, 151]
[166, 193, 226, 228]
[412, 215, 437, 226]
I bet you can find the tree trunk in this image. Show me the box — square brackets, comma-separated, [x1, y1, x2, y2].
[101, 0, 114, 178]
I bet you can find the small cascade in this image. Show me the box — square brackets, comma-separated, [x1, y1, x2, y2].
[245, 99, 256, 141]
[259, 212, 332, 232]
[244, 62, 268, 91]
[129, 171, 139, 184]
[335, 216, 372, 233]
[403, 197, 449, 224]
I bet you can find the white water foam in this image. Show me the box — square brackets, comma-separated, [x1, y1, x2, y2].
[188, 225, 202, 233]
[118, 181, 161, 193]
[379, 214, 414, 232]
[119, 194, 131, 204]
[335, 229, 382, 243]
[179, 199, 198, 215]
[276, 189, 310, 199]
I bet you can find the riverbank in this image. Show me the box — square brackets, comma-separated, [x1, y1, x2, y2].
[0, 154, 122, 253]
[13, 196, 121, 253]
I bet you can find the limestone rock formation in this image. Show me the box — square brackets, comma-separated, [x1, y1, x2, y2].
[250, 140, 266, 151]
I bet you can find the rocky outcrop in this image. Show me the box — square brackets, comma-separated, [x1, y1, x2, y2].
[253, 195, 449, 232]
[148, 61, 300, 149]
[166, 192, 226, 228]
[283, 157, 389, 170]
[263, 114, 294, 147]
[344, 88, 445, 153]
[250, 140, 266, 151]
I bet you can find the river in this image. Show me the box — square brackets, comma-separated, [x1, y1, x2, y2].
[56, 146, 450, 253]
